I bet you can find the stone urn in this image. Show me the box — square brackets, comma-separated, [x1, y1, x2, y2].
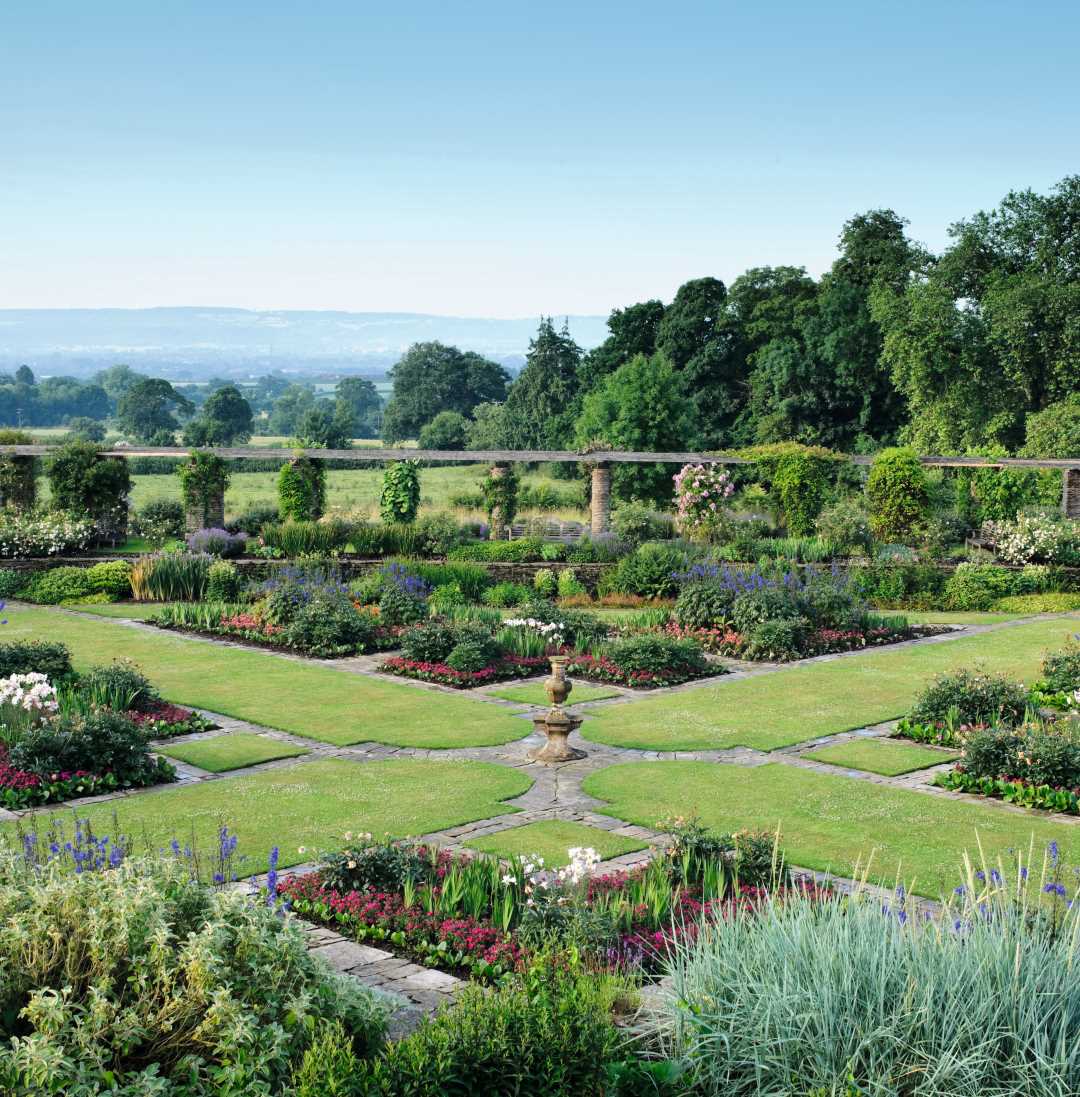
[528, 656, 586, 764]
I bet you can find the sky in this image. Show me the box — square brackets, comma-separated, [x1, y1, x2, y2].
[2, 0, 1078, 318]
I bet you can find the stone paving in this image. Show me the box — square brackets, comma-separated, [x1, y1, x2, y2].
[9, 604, 1080, 1025]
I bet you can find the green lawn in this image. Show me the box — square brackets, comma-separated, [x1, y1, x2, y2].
[802, 737, 957, 776]
[158, 732, 310, 772]
[582, 617, 1079, 751]
[465, 819, 647, 866]
[486, 682, 623, 706]
[583, 761, 1080, 897]
[6, 758, 531, 875]
[899, 610, 1028, 625]
[3, 604, 531, 749]
[68, 601, 173, 620]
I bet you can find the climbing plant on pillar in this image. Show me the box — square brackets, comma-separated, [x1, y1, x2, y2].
[481, 464, 519, 538]
[278, 455, 326, 521]
[379, 460, 421, 525]
[178, 451, 232, 530]
[0, 430, 37, 511]
[46, 440, 132, 542]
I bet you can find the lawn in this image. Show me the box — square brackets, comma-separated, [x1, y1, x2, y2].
[158, 732, 310, 772]
[68, 601, 173, 619]
[465, 819, 648, 866]
[802, 737, 958, 776]
[583, 761, 1080, 897]
[7, 758, 531, 875]
[485, 682, 623, 706]
[3, 604, 532, 749]
[582, 617, 1078, 751]
[38, 464, 588, 522]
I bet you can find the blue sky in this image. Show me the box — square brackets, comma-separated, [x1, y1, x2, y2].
[2, 0, 1077, 316]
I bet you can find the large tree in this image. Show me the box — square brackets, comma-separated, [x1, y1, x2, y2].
[575, 352, 692, 504]
[381, 342, 509, 443]
[578, 300, 665, 393]
[335, 377, 381, 436]
[116, 378, 193, 443]
[182, 385, 254, 446]
[268, 385, 317, 436]
[500, 319, 583, 449]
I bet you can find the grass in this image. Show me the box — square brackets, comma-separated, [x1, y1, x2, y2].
[38, 464, 587, 522]
[67, 601, 173, 619]
[465, 819, 647, 866]
[485, 682, 623, 706]
[158, 732, 310, 772]
[2, 604, 531, 749]
[899, 610, 1029, 625]
[582, 617, 1079, 752]
[802, 737, 958, 776]
[583, 761, 1080, 897]
[6, 758, 531, 876]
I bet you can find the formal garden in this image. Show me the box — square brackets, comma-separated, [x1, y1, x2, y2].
[2, 437, 1080, 1094]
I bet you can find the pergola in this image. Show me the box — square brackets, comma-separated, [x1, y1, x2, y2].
[2, 445, 1079, 533]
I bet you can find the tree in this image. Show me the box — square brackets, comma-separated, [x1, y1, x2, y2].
[578, 300, 664, 393]
[268, 385, 316, 436]
[182, 385, 254, 446]
[295, 402, 353, 449]
[94, 364, 143, 403]
[65, 417, 106, 442]
[335, 377, 381, 435]
[466, 402, 508, 450]
[1023, 396, 1080, 458]
[14, 365, 34, 386]
[418, 410, 470, 450]
[501, 319, 582, 449]
[116, 378, 194, 442]
[574, 353, 692, 505]
[381, 342, 509, 443]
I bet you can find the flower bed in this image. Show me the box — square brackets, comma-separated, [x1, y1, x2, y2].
[129, 701, 217, 738]
[0, 744, 123, 809]
[936, 769, 1080, 814]
[378, 653, 550, 687]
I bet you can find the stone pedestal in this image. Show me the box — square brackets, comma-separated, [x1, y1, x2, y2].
[528, 656, 587, 763]
[590, 463, 611, 536]
[1063, 468, 1080, 520]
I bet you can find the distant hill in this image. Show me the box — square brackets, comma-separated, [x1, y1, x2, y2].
[0, 307, 609, 380]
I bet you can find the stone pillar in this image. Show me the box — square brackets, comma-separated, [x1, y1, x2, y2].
[488, 463, 510, 540]
[1063, 468, 1080, 520]
[0, 455, 36, 511]
[590, 463, 612, 536]
[185, 484, 225, 533]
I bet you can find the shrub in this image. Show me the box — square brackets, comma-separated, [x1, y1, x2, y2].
[379, 460, 421, 525]
[565, 532, 630, 564]
[557, 568, 587, 598]
[606, 542, 688, 599]
[664, 883, 1080, 1097]
[0, 569, 22, 598]
[673, 464, 735, 541]
[603, 633, 708, 677]
[534, 568, 558, 598]
[814, 498, 873, 556]
[350, 961, 621, 1097]
[994, 592, 1080, 613]
[186, 526, 247, 557]
[0, 851, 387, 1095]
[986, 513, 1080, 566]
[227, 504, 280, 537]
[207, 559, 241, 601]
[958, 719, 1080, 789]
[908, 667, 1028, 727]
[411, 512, 468, 556]
[284, 595, 377, 656]
[261, 517, 352, 557]
[867, 446, 930, 542]
[850, 562, 947, 609]
[0, 510, 97, 558]
[131, 498, 185, 541]
[18, 565, 93, 605]
[429, 582, 467, 613]
[483, 580, 532, 607]
[319, 837, 432, 894]
[10, 709, 170, 786]
[45, 441, 130, 532]
[612, 502, 674, 545]
[86, 559, 132, 598]
[0, 640, 73, 682]
[378, 583, 428, 626]
[400, 620, 458, 663]
[674, 581, 737, 629]
[75, 659, 161, 713]
[446, 623, 501, 672]
[449, 537, 546, 563]
[770, 449, 834, 535]
[730, 584, 803, 633]
[1041, 640, 1080, 694]
[279, 455, 327, 520]
[742, 617, 809, 661]
[942, 563, 1016, 611]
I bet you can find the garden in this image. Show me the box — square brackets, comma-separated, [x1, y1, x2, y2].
[2, 438, 1080, 1094]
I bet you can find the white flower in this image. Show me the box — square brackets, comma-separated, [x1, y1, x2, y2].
[501, 873, 516, 886]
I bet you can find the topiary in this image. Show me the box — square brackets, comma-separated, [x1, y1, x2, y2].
[379, 460, 421, 525]
[866, 447, 930, 543]
[278, 456, 326, 521]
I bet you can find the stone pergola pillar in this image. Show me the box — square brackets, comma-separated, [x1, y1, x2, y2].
[185, 483, 225, 533]
[0, 455, 36, 511]
[1063, 468, 1080, 520]
[590, 463, 612, 536]
[488, 463, 511, 540]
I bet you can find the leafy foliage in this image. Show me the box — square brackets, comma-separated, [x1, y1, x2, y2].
[278, 455, 327, 521]
[379, 460, 421, 525]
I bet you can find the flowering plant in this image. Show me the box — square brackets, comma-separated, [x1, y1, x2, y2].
[0, 671, 59, 745]
[0, 511, 96, 558]
[673, 464, 735, 541]
[986, 514, 1080, 565]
